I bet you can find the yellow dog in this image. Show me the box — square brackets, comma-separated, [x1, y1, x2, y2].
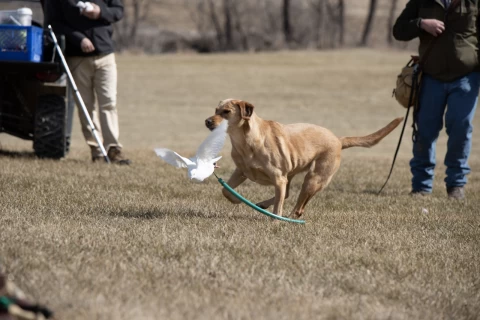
[205, 99, 402, 218]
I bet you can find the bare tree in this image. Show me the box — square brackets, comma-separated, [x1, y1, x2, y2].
[387, 0, 399, 45]
[115, 0, 152, 50]
[338, 0, 344, 45]
[231, 3, 249, 50]
[186, 0, 246, 51]
[282, 0, 293, 44]
[327, 0, 344, 48]
[310, 0, 326, 48]
[206, 0, 223, 48]
[262, 0, 280, 36]
[181, 0, 351, 53]
[310, 0, 344, 49]
[223, 0, 233, 50]
[359, 0, 377, 46]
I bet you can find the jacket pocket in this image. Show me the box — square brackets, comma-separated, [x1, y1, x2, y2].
[453, 35, 478, 74]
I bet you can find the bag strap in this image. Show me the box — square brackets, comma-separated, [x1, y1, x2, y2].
[418, 0, 461, 67]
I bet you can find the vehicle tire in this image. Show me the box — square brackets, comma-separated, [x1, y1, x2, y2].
[33, 94, 67, 159]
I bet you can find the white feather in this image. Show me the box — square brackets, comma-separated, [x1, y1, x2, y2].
[196, 120, 228, 161]
[154, 148, 192, 168]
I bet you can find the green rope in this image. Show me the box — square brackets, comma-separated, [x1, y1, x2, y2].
[0, 296, 14, 309]
[214, 173, 306, 224]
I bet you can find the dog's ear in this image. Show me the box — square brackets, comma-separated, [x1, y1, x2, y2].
[237, 101, 255, 120]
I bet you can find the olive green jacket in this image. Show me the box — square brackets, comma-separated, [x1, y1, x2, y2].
[393, 0, 479, 81]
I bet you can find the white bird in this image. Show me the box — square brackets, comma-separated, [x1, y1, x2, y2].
[154, 120, 228, 182]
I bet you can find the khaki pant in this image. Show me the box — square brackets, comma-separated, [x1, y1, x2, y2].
[67, 53, 122, 157]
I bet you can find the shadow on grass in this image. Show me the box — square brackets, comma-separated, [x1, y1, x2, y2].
[110, 207, 266, 222]
[362, 189, 384, 195]
[0, 148, 88, 165]
[327, 186, 402, 197]
[0, 149, 36, 159]
[110, 209, 169, 219]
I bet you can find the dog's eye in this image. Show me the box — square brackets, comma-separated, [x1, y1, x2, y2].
[223, 110, 231, 114]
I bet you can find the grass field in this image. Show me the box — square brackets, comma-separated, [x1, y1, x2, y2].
[1, 49, 479, 320]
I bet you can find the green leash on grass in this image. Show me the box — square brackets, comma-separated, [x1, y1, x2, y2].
[214, 173, 306, 224]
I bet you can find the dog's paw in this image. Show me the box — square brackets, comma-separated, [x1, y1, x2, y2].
[288, 210, 303, 219]
[256, 202, 269, 210]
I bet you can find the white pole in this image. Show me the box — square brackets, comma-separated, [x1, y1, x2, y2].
[47, 25, 110, 164]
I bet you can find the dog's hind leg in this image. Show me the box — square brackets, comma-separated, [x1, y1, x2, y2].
[222, 168, 247, 204]
[256, 179, 291, 209]
[289, 173, 330, 218]
[289, 153, 340, 218]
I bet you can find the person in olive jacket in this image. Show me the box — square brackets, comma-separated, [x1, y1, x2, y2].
[44, 0, 131, 165]
[393, 0, 479, 199]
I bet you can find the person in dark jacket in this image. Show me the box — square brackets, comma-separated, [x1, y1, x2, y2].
[44, 0, 131, 165]
[393, 0, 479, 199]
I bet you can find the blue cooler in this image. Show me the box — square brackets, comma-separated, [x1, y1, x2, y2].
[0, 25, 43, 62]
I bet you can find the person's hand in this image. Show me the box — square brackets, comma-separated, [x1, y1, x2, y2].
[82, 3, 101, 20]
[420, 19, 445, 37]
[81, 38, 95, 53]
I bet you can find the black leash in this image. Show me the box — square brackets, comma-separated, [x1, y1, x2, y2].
[378, 62, 420, 195]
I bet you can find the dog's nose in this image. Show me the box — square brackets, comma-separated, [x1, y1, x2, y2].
[205, 119, 213, 127]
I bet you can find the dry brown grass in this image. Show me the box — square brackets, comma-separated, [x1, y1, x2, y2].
[1, 49, 479, 320]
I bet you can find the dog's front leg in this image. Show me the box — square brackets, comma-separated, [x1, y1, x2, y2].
[272, 176, 288, 216]
[222, 168, 247, 204]
[257, 179, 291, 209]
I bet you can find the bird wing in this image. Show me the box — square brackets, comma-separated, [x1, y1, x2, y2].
[196, 120, 228, 161]
[154, 148, 194, 168]
[174, 152, 196, 167]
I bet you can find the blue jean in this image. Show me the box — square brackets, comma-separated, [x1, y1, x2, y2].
[410, 72, 479, 192]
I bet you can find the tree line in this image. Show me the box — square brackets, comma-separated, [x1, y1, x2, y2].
[115, 0, 404, 53]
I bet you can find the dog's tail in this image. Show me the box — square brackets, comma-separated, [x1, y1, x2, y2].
[340, 117, 403, 150]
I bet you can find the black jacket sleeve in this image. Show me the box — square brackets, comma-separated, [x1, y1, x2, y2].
[393, 0, 422, 41]
[97, 0, 124, 24]
[46, 0, 85, 48]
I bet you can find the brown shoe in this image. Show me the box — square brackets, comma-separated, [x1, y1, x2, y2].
[107, 146, 131, 165]
[409, 190, 431, 197]
[91, 146, 105, 163]
[92, 155, 104, 163]
[447, 186, 465, 200]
